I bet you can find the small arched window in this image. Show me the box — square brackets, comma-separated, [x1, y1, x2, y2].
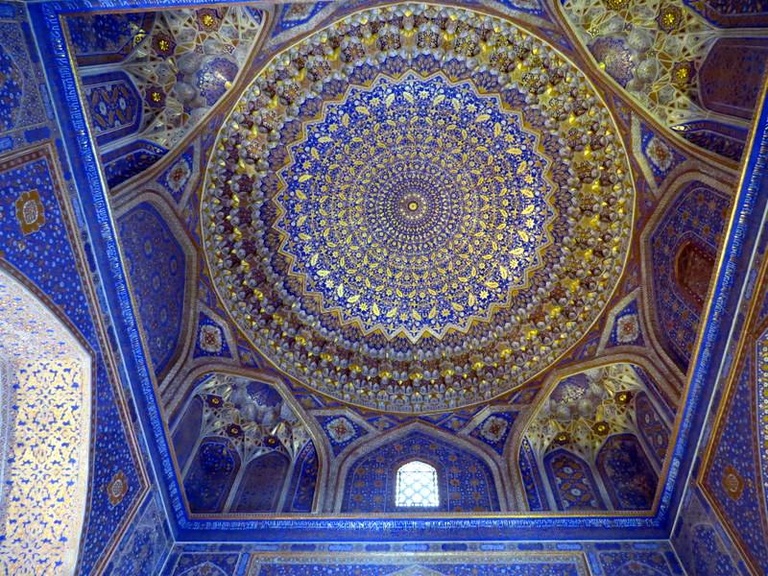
[395, 460, 439, 507]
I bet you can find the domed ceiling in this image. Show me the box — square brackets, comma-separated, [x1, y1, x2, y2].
[202, 3, 634, 413]
[58, 0, 768, 541]
[6, 0, 768, 571]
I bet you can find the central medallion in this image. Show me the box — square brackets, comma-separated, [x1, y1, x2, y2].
[275, 73, 555, 341]
[202, 3, 635, 413]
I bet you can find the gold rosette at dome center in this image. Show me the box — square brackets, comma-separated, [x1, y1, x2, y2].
[273, 70, 557, 341]
[202, 3, 635, 413]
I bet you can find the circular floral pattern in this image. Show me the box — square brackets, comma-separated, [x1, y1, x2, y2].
[276, 72, 554, 340]
[202, 3, 635, 413]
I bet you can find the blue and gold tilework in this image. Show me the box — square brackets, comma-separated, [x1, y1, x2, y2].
[118, 201, 187, 375]
[703, 354, 768, 572]
[341, 430, 500, 513]
[649, 182, 730, 372]
[202, 2, 635, 414]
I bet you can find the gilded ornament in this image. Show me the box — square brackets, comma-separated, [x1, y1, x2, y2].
[15, 190, 45, 235]
[671, 61, 695, 88]
[722, 465, 744, 501]
[603, 0, 629, 10]
[657, 5, 683, 33]
[201, 3, 634, 413]
[107, 470, 128, 506]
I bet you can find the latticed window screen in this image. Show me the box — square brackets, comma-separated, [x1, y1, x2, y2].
[395, 460, 439, 507]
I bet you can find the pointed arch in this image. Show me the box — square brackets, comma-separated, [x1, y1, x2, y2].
[231, 451, 291, 513]
[0, 267, 92, 573]
[172, 368, 327, 514]
[183, 437, 241, 514]
[596, 433, 658, 510]
[337, 422, 503, 513]
[114, 192, 199, 391]
[544, 448, 606, 511]
[640, 170, 732, 373]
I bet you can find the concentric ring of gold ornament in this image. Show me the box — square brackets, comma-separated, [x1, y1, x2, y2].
[201, 3, 635, 413]
[274, 69, 556, 342]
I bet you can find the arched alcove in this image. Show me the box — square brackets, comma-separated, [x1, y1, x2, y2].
[231, 451, 291, 513]
[174, 372, 320, 514]
[520, 361, 672, 512]
[0, 267, 92, 573]
[340, 430, 500, 513]
[675, 240, 716, 312]
[596, 433, 658, 510]
[184, 437, 241, 514]
[544, 448, 606, 511]
[115, 193, 199, 390]
[283, 440, 319, 513]
[635, 391, 672, 467]
[643, 177, 731, 372]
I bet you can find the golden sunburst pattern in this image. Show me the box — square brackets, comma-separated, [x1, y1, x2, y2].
[202, 3, 634, 413]
[275, 71, 555, 341]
